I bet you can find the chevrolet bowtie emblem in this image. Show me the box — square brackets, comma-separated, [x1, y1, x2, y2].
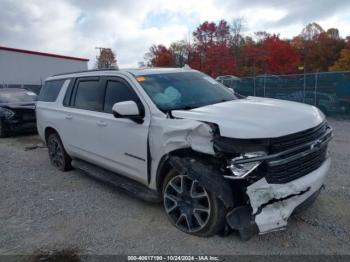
[310, 139, 322, 150]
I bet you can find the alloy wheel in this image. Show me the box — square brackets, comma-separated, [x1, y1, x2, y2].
[164, 175, 211, 233]
[48, 136, 64, 169]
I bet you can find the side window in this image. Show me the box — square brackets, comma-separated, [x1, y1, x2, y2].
[38, 79, 65, 102]
[104, 80, 139, 113]
[74, 79, 104, 111]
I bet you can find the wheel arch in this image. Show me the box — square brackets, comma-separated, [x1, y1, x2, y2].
[44, 126, 59, 144]
[155, 148, 213, 193]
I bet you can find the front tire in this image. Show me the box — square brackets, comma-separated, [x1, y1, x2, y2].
[47, 133, 72, 171]
[162, 169, 226, 237]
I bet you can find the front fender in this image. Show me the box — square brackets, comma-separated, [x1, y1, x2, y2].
[169, 156, 234, 208]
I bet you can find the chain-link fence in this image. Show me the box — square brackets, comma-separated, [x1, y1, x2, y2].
[0, 81, 42, 95]
[219, 71, 350, 116]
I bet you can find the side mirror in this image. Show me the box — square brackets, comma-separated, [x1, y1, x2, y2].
[228, 87, 235, 94]
[112, 101, 144, 124]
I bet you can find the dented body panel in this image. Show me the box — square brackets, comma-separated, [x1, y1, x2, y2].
[247, 158, 330, 233]
[148, 116, 215, 190]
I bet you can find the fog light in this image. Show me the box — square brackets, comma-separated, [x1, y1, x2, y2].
[227, 152, 266, 179]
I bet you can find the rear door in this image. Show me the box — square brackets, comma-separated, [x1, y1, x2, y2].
[62, 76, 106, 160]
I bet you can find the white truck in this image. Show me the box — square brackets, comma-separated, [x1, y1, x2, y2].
[36, 68, 332, 239]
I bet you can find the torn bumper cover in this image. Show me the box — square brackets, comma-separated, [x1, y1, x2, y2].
[245, 157, 330, 234]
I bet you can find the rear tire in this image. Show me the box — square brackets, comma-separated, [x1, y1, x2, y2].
[162, 169, 226, 237]
[47, 132, 72, 171]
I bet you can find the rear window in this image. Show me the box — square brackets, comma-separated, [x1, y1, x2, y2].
[39, 79, 65, 102]
[74, 79, 104, 111]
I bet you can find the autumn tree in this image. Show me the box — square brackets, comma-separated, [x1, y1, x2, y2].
[203, 43, 237, 77]
[240, 46, 267, 76]
[143, 20, 348, 76]
[145, 44, 174, 67]
[329, 49, 350, 71]
[193, 21, 217, 48]
[261, 35, 301, 74]
[96, 48, 118, 69]
[191, 20, 235, 74]
[303, 32, 345, 72]
[192, 21, 217, 70]
[215, 20, 231, 44]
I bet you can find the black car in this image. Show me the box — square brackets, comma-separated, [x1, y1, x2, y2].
[0, 88, 37, 137]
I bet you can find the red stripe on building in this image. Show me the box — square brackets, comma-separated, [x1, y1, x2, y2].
[0, 46, 89, 62]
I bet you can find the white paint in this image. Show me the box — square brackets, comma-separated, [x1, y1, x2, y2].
[112, 101, 140, 116]
[246, 158, 331, 233]
[172, 96, 325, 139]
[148, 116, 215, 189]
[38, 68, 329, 196]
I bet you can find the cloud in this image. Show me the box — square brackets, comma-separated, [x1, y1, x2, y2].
[1, 0, 350, 68]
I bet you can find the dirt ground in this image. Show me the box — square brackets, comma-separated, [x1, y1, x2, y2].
[0, 118, 349, 257]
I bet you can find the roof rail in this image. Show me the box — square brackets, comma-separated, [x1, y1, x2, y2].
[51, 68, 119, 77]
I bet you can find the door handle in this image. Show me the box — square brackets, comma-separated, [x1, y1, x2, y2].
[96, 120, 107, 127]
[65, 114, 73, 120]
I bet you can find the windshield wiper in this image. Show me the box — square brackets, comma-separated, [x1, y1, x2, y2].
[162, 105, 198, 114]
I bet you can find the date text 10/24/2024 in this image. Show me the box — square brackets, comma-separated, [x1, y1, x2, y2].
[127, 256, 219, 261]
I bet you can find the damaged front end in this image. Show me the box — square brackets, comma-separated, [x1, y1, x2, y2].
[152, 111, 332, 239]
[220, 121, 333, 239]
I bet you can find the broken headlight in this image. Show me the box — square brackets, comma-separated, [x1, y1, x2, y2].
[226, 151, 266, 179]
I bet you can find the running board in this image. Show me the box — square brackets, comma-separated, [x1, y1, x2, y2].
[71, 159, 162, 203]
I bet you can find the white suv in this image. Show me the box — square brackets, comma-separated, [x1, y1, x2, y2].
[36, 68, 332, 239]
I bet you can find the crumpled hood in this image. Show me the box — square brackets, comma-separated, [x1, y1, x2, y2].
[172, 97, 325, 139]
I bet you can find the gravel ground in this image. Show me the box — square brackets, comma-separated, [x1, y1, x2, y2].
[0, 118, 349, 257]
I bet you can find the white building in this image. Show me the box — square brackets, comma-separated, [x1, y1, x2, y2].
[0, 46, 89, 93]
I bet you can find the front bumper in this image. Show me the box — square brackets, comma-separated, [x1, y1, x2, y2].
[247, 157, 330, 234]
[2, 120, 37, 133]
[226, 157, 330, 239]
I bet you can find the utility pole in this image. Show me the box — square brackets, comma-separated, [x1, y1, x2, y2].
[95, 47, 107, 69]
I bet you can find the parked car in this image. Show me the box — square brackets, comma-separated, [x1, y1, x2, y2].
[0, 88, 37, 137]
[36, 68, 332, 239]
[215, 75, 241, 89]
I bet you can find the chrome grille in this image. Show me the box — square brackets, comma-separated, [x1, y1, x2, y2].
[270, 121, 328, 153]
[265, 121, 331, 184]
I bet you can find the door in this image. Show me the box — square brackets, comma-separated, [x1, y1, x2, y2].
[67, 75, 150, 184]
[94, 77, 150, 184]
[61, 76, 107, 160]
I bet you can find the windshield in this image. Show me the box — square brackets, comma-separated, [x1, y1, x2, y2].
[0, 90, 37, 104]
[136, 72, 236, 111]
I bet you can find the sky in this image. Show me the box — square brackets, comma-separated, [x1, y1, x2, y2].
[1, 0, 350, 68]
